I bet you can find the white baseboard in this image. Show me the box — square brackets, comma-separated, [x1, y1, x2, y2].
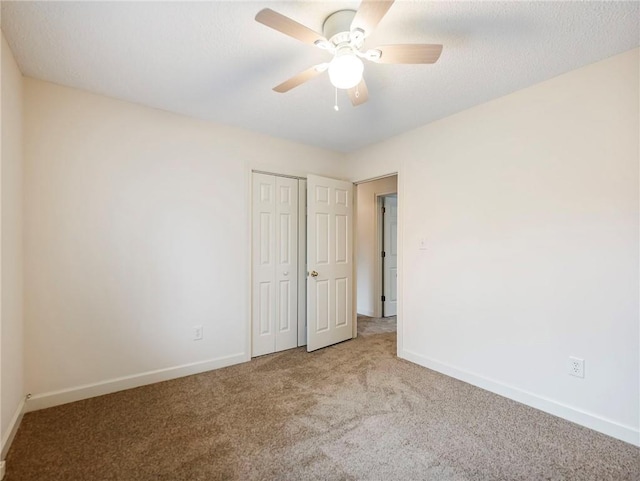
[357, 310, 375, 317]
[1, 397, 26, 459]
[400, 349, 640, 447]
[26, 352, 248, 413]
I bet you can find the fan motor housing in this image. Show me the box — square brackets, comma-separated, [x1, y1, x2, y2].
[323, 10, 357, 46]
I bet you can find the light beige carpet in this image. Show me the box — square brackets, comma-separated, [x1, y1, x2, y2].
[6, 315, 639, 480]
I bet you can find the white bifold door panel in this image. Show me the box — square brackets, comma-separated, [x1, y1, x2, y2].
[383, 195, 398, 317]
[297, 179, 307, 347]
[307, 175, 354, 352]
[252, 173, 299, 356]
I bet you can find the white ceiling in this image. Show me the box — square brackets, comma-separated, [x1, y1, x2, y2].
[2, 1, 638, 152]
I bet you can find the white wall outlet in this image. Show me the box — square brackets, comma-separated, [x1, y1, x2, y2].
[1, 460, 6, 480]
[568, 356, 585, 378]
[418, 237, 428, 250]
[193, 325, 203, 341]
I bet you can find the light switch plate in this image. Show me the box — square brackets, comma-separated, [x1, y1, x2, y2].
[419, 238, 428, 250]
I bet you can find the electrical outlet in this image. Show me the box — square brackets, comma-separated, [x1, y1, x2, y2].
[568, 356, 585, 378]
[193, 325, 203, 341]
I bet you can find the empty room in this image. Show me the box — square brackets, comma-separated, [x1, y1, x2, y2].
[1, 1, 639, 480]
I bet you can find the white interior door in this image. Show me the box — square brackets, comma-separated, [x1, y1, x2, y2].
[252, 173, 298, 356]
[383, 195, 398, 316]
[307, 174, 354, 352]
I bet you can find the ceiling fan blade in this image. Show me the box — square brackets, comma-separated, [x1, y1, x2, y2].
[273, 64, 328, 93]
[371, 44, 443, 64]
[256, 8, 326, 46]
[348, 78, 369, 106]
[351, 0, 395, 37]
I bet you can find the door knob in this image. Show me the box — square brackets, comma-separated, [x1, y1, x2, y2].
[283, 271, 289, 276]
[310, 270, 319, 278]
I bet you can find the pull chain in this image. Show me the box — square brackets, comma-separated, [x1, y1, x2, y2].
[334, 87, 339, 111]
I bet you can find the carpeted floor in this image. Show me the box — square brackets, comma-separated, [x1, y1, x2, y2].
[6, 315, 639, 480]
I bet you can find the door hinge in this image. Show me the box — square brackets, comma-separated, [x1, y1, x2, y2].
[381, 295, 386, 302]
[382, 206, 386, 214]
[381, 251, 386, 258]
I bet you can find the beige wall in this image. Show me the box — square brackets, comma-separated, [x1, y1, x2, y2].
[345, 48, 640, 445]
[23, 78, 345, 408]
[1, 31, 25, 456]
[356, 176, 397, 317]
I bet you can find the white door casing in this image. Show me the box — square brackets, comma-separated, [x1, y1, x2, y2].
[252, 173, 298, 356]
[383, 195, 398, 316]
[307, 175, 354, 352]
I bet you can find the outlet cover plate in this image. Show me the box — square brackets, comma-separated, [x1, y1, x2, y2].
[568, 356, 585, 378]
[193, 325, 203, 341]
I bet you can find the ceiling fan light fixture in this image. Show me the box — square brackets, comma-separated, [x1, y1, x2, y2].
[328, 52, 364, 90]
[256, 2, 444, 106]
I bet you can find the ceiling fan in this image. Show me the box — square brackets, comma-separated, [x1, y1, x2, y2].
[255, 0, 443, 107]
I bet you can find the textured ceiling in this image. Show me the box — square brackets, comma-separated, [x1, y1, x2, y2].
[2, 1, 639, 152]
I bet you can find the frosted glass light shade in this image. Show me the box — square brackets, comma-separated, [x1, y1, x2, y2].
[328, 54, 364, 90]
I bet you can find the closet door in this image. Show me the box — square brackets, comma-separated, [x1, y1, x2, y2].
[252, 173, 298, 356]
[274, 176, 298, 352]
[297, 179, 307, 347]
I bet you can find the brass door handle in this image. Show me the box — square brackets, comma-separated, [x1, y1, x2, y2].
[310, 270, 319, 278]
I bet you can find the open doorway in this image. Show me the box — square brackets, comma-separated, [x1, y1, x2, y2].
[355, 175, 398, 338]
